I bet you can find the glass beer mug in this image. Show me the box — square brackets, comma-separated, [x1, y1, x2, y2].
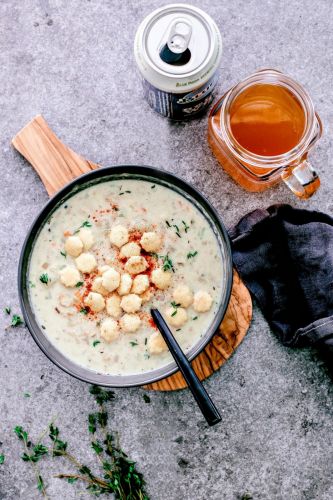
[208, 69, 322, 198]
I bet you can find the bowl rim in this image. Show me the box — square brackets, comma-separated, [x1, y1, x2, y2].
[18, 165, 233, 387]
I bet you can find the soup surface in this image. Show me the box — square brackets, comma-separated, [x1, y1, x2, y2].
[28, 178, 224, 376]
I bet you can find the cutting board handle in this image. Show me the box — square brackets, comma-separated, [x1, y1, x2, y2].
[11, 115, 99, 195]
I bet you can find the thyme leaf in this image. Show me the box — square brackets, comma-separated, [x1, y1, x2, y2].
[39, 274, 49, 284]
[170, 301, 181, 316]
[74, 220, 92, 234]
[11, 315, 24, 327]
[162, 254, 174, 272]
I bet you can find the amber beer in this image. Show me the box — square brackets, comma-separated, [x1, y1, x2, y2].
[208, 70, 322, 198]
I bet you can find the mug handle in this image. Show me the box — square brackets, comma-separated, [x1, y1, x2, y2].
[281, 160, 320, 199]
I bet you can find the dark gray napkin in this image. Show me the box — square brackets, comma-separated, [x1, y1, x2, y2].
[229, 204, 333, 365]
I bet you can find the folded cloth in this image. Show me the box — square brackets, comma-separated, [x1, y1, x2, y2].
[229, 204, 333, 364]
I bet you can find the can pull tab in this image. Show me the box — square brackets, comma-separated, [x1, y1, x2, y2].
[159, 19, 192, 65]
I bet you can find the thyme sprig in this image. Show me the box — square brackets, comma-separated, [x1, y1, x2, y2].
[14, 426, 48, 497]
[84, 386, 148, 499]
[14, 387, 149, 499]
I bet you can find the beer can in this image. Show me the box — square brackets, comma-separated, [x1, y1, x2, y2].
[134, 4, 222, 120]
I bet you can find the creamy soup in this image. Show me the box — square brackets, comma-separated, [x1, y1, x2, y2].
[28, 179, 224, 375]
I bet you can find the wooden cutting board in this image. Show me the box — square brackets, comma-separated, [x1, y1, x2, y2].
[12, 115, 252, 391]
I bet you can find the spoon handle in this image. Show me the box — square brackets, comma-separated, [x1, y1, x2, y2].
[151, 309, 221, 426]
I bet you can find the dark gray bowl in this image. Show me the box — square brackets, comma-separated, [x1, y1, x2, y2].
[18, 165, 233, 387]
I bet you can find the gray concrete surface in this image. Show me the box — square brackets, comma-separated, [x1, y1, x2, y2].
[0, 0, 332, 499]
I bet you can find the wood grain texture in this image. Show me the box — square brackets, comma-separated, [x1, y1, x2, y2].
[12, 115, 99, 195]
[12, 115, 253, 391]
[145, 269, 252, 391]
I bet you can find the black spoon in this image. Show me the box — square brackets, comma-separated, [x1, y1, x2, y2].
[151, 309, 221, 426]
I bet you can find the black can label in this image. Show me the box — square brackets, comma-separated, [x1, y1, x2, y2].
[142, 74, 218, 119]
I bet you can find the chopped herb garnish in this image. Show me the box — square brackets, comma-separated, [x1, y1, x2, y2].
[24, 393, 31, 398]
[144, 337, 147, 345]
[80, 307, 89, 315]
[60, 251, 67, 258]
[82, 220, 92, 228]
[187, 251, 198, 259]
[162, 254, 174, 272]
[166, 220, 171, 227]
[0, 454, 4, 464]
[75, 281, 84, 287]
[4, 307, 11, 315]
[170, 301, 180, 316]
[182, 221, 190, 233]
[92, 340, 101, 347]
[11, 315, 23, 327]
[149, 252, 159, 259]
[143, 394, 151, 403]
[151, 185, 156, 189]
[39, 273, 49, 284]
[172, 224, 181, 238]
[130, 341, 138, 347]
[192, 316, 198, 320]
[176, 328, 181, 332]
[119, 190, 131, 195]
[74, 220, 92, 233]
